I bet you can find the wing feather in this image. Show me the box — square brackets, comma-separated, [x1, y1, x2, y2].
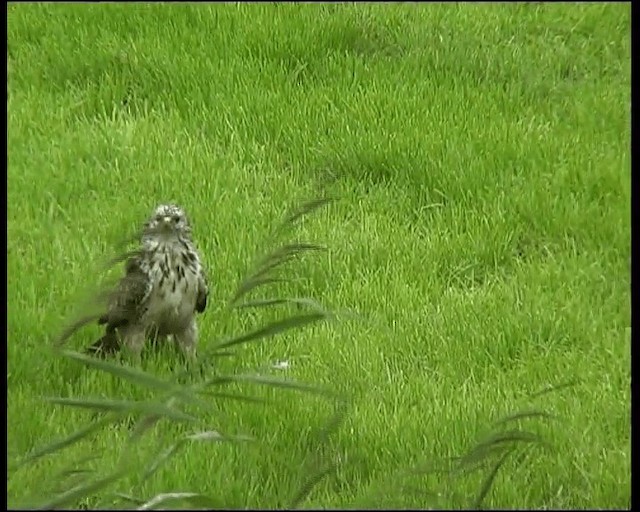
[196, 266, 208, 314]
[98, 256, 152, 329]
[88, 256, 152, 357]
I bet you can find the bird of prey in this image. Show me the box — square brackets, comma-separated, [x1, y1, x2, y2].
[87, 203, 208, 359]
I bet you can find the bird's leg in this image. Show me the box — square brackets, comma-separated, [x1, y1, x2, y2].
[174, 319, 198, 361]
[146, 325, 169, 350]
[121, 326, 146, 361]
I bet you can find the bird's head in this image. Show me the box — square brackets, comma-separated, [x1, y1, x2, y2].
[143, 203, 192, 242]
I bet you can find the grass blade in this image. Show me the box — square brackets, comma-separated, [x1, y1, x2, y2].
[127, 397, 180, 442]
[25, 467, 126, 510]
[186, 430, 255, 442]
[141, 443, 184, 482]
[228, 277, 291, 307]
[137, 492, 222, 510]
[209, 373, 338, 399]
[230, 243, 326, 305]
[58, 349, 210, 408]
[454, 429, 544, 475]
[233, 297, 327, 311]
[470, 448, 514, 509]
[211, 312, 330, 353]
[142, 430, 254, 483]
[289, 462, 337, 510]
[104, 248, 144, 269]
[44, 397, 196, 422]
[493, 409, 556, 427]
[14, 414, 117, 469]
[112, 493, 146, 506]
[281, 197, 334, 230]
[528, 380, 580, 399]
[54, 313, 102, 347]
[196, 390, 267, 405]
[289, 399, 349, 509]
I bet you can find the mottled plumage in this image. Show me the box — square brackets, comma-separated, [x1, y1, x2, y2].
[88, 204, 208, 359]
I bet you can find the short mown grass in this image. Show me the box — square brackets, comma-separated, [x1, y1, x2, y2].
[7, 3, 630, 509]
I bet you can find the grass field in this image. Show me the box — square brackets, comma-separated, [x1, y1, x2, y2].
[7, 2, 631, 509]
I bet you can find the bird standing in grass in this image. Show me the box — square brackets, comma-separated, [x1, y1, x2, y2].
[87, 203, 208, 360]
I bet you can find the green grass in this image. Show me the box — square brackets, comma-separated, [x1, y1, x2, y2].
[7, 2, 630, 509]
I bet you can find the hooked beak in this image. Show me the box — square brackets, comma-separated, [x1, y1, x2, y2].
[159, 216, 173, 231]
